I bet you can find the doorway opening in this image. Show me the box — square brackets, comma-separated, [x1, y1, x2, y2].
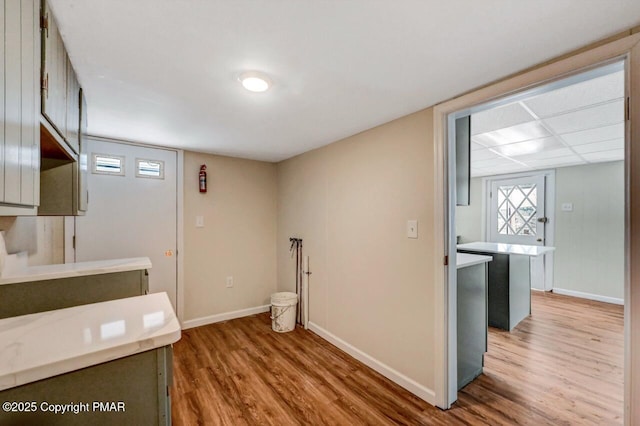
[445, 59, 626, 422]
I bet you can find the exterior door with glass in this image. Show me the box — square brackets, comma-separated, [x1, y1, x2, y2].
[489, 174, 548, 290]
[489, 175, 546, 245]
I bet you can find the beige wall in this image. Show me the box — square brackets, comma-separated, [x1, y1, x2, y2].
[455, 177, 483, 243]
[554, 161, 624, 300]
[277, 109, 435, 391]
[183, 151, 278, 321]
[0, 216, 64, 266]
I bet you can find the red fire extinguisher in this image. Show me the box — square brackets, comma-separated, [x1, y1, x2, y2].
[199, 165, 207, 193]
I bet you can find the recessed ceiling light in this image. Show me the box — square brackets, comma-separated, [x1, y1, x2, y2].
[239, 71, 271, 93]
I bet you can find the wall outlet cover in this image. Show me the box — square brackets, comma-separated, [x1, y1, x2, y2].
[196, 216, 204, 227]
[226, 276, 233, 288]
[407, 220, 418, 239]
[561, 203, 574, 212]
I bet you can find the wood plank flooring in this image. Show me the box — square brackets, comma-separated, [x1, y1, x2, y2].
[171, 291, 624, 425]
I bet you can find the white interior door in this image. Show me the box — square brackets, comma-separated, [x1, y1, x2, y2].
[488, 173, 549, 290]
[74, 138, 178, 310]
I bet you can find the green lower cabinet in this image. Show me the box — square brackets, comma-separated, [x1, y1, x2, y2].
[0, 269, 149, 319]
[0, 346, 172, 425]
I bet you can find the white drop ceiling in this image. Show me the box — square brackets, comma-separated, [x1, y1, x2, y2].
[48, 1, 640, 162]
[470, 70, 625, 177]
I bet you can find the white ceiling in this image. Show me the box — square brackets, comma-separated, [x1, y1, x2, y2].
[49, 1, 640, 162]
[471, 70, 624, 177]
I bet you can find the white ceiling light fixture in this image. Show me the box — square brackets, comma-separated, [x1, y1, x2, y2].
[239, 71, 272, 93]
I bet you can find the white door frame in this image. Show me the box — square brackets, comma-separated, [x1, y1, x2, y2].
[63, 136, 185, 322]
[433, 33, 640, 424]
[483, 170, 556, 291]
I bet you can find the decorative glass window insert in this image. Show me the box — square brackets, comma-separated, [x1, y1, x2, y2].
[92, 154, 125, 176]
[135, 159, 164, 179]
[496, 183, 537, 236]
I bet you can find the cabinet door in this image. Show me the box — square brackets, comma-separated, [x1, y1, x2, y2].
[78, 89, 88, 211]
[21, 0, 40, 206]
[0, 0, 40, 208]
[65, 60, 80, 153]
[41, 2, 67, 138]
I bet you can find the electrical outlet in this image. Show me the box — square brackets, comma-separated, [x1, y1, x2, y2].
[226, 276, 233, 288]
[196, 216, 204, 227]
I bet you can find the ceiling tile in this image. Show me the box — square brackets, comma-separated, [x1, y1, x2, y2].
[516, 147, 575, 161]
[468, 63, 626, 176]
[471, 102, 535, 135]
[582, 149, 625, 162]
[473, 156, 523, 168]
[559, 123, 624, 145]
[490, 136, 564, 157]
[471, 149, 500, 161]
[472, 121, 550, 147]
[522, 71, 623, 118]
[572, 138, 624, 154]
[541, 99, 624, 135]
[524, 155, 584, 167]
[470, 169, 489, 177]
[479, 164, 533, 177]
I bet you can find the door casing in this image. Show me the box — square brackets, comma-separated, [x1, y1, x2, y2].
[433, 32, 640, 424]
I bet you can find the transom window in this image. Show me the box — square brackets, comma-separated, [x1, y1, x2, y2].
[135, 159, 164, 179]
[92, 154, 125, 176]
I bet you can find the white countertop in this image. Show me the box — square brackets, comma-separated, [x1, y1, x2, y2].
[0, 257, 152, 286]
[457, 242, 555, 257]
[0, 292, 180, 391]
[457, 253, 492, 269]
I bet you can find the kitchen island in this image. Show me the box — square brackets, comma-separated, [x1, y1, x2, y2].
[0, 292, 180, 425]
[457, 242, 555, 331]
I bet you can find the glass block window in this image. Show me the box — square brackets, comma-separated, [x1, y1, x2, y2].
[135, 159, 164, 179]
[92, 154, 125, 176]
[496, 183, 537, 236]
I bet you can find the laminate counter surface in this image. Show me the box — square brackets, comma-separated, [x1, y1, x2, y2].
[457, 242, 555, 257]
[0, 292, 180, 391]
[0, 257, 152, 285]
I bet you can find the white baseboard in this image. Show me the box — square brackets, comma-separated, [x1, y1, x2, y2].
[552, 288, 624, 305]
[307, 322, 437, 406]
[182, 305, 270, 330]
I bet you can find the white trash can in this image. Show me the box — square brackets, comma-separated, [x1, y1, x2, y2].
[270, 292, 298, 333]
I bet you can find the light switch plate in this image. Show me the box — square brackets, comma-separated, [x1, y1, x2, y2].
[561, 203, 573, 212]
[196, 216, 204, 227]
[407, 220, 418, 239]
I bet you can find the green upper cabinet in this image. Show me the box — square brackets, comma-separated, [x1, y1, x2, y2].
[65, 58, 80, 154]
[0, 0, 41, 213]
[41, 0, 80, 155]
[37, 0, 88, 216]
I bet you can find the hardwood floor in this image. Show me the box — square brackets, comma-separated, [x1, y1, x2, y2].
[171, 291, 624, 425]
